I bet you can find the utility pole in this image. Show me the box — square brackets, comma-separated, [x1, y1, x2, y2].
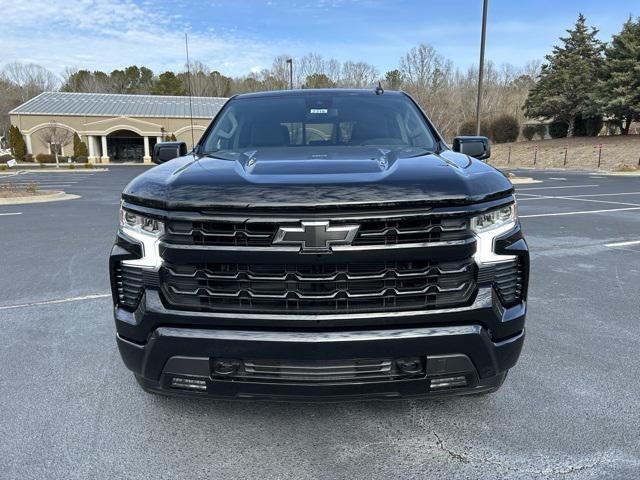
[286, 58, 293, 89]
[475, 0, 489, 136]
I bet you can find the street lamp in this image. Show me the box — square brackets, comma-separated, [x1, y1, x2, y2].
[475, 0, 489, 136]
[286, 58, 293, 89]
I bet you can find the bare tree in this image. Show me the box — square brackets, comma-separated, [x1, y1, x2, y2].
[38, 121, 74, 167]
[340, 61, 379, 88]
[2, 62, 59, 102]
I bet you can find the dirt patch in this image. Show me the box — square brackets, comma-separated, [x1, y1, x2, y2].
[490, 135, 640, 171]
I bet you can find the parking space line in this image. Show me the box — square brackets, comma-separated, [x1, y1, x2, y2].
[0, 293, 111, 311]
[521, 206, 640, 218]
[605, 240, 640, 247]
[517, 194, 640, 207]
[0, 212, 22, 216]
[517, 184, 599, 191]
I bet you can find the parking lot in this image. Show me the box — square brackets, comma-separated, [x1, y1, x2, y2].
[1, 166, 639, 479]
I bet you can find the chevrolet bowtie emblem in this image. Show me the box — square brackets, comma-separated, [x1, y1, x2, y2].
[273, 221, 360, 252]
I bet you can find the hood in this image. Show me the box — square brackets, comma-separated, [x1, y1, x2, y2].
[123, 147, 513, 210]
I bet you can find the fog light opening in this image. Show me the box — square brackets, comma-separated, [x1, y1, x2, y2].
[170, 376, 207, 391]
[430, 375, 468, 390]
[395, 357, 423, 375]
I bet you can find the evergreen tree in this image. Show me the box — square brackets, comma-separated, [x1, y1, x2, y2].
[152, 72, 185, 95]
[8, 125, 26, 160]
[73, 132, 88, 158]
[384, 70, 403, 90]
[524, 14, 604, 137]
[593, 17, 640, 134]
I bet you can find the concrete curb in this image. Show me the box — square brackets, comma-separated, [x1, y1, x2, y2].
[0, 191, 81, 205]
[0, 168, 108, 174]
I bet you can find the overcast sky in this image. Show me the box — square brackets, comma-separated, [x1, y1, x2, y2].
[0, 0, 636, 78]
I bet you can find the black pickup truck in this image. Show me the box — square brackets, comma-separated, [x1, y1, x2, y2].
[110, 88, 528, 400]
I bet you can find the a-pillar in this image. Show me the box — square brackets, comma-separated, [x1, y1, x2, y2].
[100, 135, 110, 163]
[143, 136, 152, 163]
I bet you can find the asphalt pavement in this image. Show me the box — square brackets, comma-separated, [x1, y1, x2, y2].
[1, 166, 639, 479]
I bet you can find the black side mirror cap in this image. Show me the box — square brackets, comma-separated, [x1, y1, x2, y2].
[152, 141, 188, 164]
[452, 136, 491, 160]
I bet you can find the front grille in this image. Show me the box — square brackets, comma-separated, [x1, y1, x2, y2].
[161, 259, 477, 314]
[114, 264, 144, 309]
[164, 215, 470, 247]
[211, 358, 424, 383]
[494, 259, 524, 307]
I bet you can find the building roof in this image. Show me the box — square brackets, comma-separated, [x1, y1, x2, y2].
[9, 91, 228, 118]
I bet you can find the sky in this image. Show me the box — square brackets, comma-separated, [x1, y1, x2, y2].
[0, 0, 637, 79]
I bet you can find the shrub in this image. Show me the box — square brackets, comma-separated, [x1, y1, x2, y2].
[458, 119, 490, 137]
[522, 125, 536, 141]
[23, 153, 34, 162]
[574, 115, 603, 137]
[534, 124, 547, 139]
[549, 121, 568, 138]
[0, 154, 12, 162]
[489, 115, 519, 143]
[0, 164, 6, 171]
[25, 182, 37, 194]
[84, 162, 94, 169]
[68, 163, 76, 170]
[75, 155, 88, 164]
[36, 153, 56, 163]
[38, 162, 45, 168]
[8, 125, 26, 160]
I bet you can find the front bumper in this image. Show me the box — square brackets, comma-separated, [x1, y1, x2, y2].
[118, 323, 523, 400]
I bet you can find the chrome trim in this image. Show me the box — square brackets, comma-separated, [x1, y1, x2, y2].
[159, 237, 474, 252]
[144, 287, 493, 320]
[164, 263, 471, 281]
[154, 324, 483, 343]
[167, 281, 470, 299]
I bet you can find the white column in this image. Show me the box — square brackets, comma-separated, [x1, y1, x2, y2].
[87, 135, 96, 161]
[143, 136, 151, 163]
[156, 136, 162, 144]
[100, 135, 109, 163]
[24, 133, 32, 155]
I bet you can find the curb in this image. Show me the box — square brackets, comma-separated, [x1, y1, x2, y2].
[0, 191, 81, 205]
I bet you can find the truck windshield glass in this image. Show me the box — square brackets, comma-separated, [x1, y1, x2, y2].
[201, 93, 438, 154]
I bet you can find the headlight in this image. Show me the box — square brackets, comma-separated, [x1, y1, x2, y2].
[471, 204, 517, 234]
[471, 203, 518, 264]
[120, 208, 164, 236]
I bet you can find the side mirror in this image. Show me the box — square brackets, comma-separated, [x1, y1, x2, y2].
[452, 136, 491, 160]
[152, 141, 188, 164]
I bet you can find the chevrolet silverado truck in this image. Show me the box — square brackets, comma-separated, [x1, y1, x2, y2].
[110, 88, 528, 400]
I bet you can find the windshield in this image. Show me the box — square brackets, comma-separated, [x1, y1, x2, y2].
[200, 93, 438, 155]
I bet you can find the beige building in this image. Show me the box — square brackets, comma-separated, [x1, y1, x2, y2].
[9, 92, 228, 163]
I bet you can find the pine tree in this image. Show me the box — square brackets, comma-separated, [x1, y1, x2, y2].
[593, 17, 640, 134]
[73, 133, 89, 158]
[8, 125, 26, 160]
[524, 14, 604, 137]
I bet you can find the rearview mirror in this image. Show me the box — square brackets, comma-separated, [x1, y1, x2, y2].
[152, 141, 188, 164]
[452, 136, 491, 160]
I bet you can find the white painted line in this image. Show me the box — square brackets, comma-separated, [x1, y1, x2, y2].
[521, 206, 640, 218]
[0, 212, 22, 216]
[517, 184, 599, 191]
[518, 194, 640, 207]
[605, 240, 640, 248]
[0, 293, 111, 311]
[549, 177, 567, 181]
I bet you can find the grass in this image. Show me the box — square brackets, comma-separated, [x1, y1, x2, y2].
[615, 164, 640, 172]
[0, 182, 42, 198]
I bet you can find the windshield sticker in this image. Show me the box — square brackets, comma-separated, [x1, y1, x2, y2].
[309, 108, 328, 114]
